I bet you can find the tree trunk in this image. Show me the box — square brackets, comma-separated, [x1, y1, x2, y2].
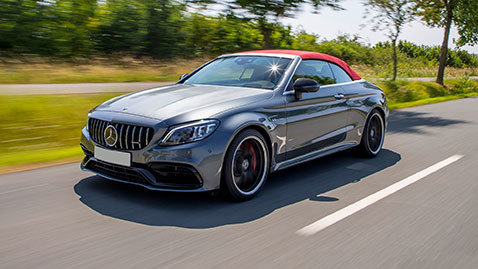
[259, 19, 273, 49]
[436, 5, 454, 86]
[262, 28, 272, 49]
[392, 38, 398, 81]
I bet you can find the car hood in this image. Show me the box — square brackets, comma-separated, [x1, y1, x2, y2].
[95, 84, 273, 124]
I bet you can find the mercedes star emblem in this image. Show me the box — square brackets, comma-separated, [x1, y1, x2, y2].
[104, 125, 118, 147]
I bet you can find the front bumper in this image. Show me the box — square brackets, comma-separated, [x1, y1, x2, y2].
[80, 122, 230, 192]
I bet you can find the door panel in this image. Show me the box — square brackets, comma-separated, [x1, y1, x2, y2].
[328, 62, 362, 144]
[284, 85, 348, 160]
[284, 60, 351, 160]
[286, 60, 354, 159]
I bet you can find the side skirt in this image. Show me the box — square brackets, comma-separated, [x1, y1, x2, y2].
[271, 142, 358, 172]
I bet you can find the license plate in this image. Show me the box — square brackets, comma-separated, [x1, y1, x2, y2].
[94, 146, 131, 167]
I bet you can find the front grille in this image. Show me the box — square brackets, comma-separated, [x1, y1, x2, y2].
[89, 118, 154, 150]
[88, 160, 150, 185]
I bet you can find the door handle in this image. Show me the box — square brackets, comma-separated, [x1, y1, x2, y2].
[334, 94, 345, 100]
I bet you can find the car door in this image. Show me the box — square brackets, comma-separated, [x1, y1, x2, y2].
[284, 60, 348, 160]
[328, 62, 364, 144]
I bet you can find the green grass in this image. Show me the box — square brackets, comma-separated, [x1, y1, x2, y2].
[0, 68, 178, 84]
[0, 147, 81, 168]
[355, 65, 478, 80]
[375, 78, 478, 106]
[0, 92, 123, 170]
[388, 93, 478, 109]
[0, 59, 207, 84]
[1, 78, 477, 172]
[0, 59, 477, 84]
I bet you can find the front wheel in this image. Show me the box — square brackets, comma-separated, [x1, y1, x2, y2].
[358, 109, 385, 158]
[222, 129, 270, 201]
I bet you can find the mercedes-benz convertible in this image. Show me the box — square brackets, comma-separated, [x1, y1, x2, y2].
[80, 50, 388, 201]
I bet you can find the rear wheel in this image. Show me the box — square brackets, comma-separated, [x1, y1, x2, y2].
[222, 129, 269, 201]
[358, 109, 385, 158]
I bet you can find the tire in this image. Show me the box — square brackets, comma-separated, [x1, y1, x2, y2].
[222, 129, 270, 201]
[358, 109, 385, 158]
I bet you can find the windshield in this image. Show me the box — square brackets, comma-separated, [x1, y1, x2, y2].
[183, 56, 292, 90]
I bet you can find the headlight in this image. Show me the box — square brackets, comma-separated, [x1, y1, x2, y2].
[160, 120, 219, 145]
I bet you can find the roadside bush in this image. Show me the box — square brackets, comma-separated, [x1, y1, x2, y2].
[447, 78, 478, 94]
[376, 80, 449, 104]
[418, 81, 449, 97]
[376, 79, 478, 105]
[395, 41, 478, 68]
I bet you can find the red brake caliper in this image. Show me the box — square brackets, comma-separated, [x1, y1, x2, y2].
[244, 142, 257, 171]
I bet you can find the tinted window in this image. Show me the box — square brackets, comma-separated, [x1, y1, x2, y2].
[183, 56, 292, 90]
[292, 60, 336, 85]
[330, 64, 352, 83]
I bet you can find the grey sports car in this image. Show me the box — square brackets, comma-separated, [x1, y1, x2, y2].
[80, 50, 388, 201]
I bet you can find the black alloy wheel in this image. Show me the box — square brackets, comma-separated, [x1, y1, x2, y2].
[222, 129, 269, 201]
[359, 109, 385, 157]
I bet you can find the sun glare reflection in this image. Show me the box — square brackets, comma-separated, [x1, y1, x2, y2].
[268, 60, 283, 78]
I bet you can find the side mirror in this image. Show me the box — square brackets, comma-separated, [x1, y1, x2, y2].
[293, 78, 320, 99]
[179, 73, 188, 81]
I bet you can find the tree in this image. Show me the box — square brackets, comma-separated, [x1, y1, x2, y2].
[95, 0, 146, 54]
[415, 0, 478, 85]
[54, 0, 97, 56]
[0, 0, 58, 55]
[363, 0, 415, 81]
[201, 0, 342, 49]
[143, 0, 186, 58]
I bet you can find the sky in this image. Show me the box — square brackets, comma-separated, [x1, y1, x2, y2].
[280, 0, 477, 53]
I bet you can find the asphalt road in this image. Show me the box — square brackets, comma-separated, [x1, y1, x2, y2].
[1, 98, 477, 268]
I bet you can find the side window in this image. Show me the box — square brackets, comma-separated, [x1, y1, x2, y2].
[329, 63, 352, 83]
[292, 60, 336, 86]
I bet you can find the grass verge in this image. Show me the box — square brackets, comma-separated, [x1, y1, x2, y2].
[0, 58, 207, 84]
[0, 147, 82, 173]
[388, 92, 478, 109]
[0, 92, 122, 172]
[1, 78, 477, 173]
[0, 58, 476, 84]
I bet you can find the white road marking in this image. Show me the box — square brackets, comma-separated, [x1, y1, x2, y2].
[296, 154, 464, 236]
[0, 183, 49, 195]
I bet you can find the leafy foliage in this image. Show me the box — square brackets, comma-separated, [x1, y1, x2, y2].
[415, 0, 478, 44]
[363, 0, 415, 80]
[454, 0, 478, 46]
[364, 0, 415, 40]
[0, 0, 476, 75]
[378, 40, 478, 68]
[225, 0, 343, 48]
[414, 0, 478, 84]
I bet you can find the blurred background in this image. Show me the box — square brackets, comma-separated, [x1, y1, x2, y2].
[0, 0, 477, 172]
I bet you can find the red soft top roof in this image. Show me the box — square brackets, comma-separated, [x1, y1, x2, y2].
[237, 49, 361, 81]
